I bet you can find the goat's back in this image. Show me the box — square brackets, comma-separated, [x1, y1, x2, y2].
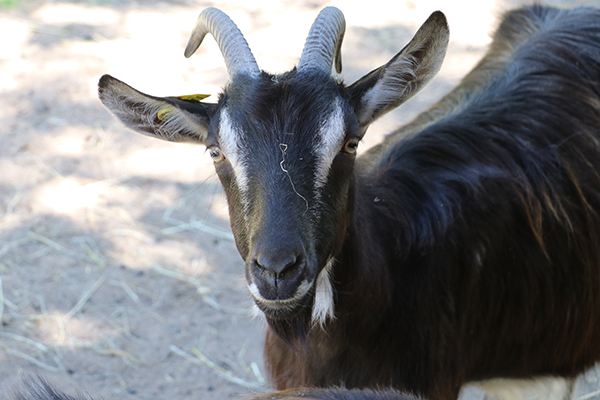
[354, 3, 600, 388]
[380, 6, 600, 142]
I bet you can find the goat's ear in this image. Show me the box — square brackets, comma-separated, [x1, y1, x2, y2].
[348, 11, 449, 129]
[98, 74, 218, 144]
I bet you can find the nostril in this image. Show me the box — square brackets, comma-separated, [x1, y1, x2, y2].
[279, 254, 302, 279]
[254, 257, 267, 272]
[253, 251, 304, 279]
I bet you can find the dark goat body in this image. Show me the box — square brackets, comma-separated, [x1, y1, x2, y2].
[12, 379, 420, 400]
[266, 5, 600, 399]
[82, 4, 600, 400]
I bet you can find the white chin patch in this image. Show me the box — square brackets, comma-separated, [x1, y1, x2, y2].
[250, 303, 264, 319]
[311, 258, 336, 327]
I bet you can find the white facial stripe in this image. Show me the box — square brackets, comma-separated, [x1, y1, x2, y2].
[218, 109, 250, 210]
[311, 258, 336, 327]
[313, 98, 346, 195]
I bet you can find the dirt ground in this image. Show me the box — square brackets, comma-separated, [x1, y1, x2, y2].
[2, 0, 600, 399]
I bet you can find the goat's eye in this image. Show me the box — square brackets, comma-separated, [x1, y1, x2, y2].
[342, 138, 359, 155]
[208, 146, 225, 163]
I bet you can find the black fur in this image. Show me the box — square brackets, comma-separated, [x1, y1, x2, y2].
[11, 379, 418, 400]
[250, 387, 422, 400]
[11, 378, 93, 400]
[265, 5, 600, 400]
[81, 5, 600, 400]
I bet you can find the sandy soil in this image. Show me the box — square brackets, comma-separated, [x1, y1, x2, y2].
[1, 0, 600, 399]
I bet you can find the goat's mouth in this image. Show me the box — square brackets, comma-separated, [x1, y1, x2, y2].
[248, 280, 314, 320]
[248, 260, 336, 324]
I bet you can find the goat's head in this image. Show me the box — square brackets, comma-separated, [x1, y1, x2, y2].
[98, 7, 449, 341]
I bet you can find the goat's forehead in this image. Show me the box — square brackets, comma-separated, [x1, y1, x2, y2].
[217, 74, 348, 151]
[215, 76, 349, 205]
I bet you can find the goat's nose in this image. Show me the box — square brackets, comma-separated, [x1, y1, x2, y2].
[253, 251, 303, 279]
[250, 245, 307, 300]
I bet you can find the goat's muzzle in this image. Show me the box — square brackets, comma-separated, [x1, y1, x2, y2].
[247, 243, 315, 319]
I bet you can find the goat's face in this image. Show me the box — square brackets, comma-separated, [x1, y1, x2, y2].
[98, 7, 448, 339]
[210, 72, 360, 323]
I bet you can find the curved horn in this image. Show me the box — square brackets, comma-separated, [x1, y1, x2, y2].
[298, 6, 346, 74]
[184, 8, 260, 77]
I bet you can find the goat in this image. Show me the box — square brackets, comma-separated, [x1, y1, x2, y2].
[12, 377, 418, 400]
[97, 4, 600, 400]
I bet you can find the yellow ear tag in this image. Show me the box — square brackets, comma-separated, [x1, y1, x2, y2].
[174, 94, 211, 102]
[157, 107, 174, 121]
